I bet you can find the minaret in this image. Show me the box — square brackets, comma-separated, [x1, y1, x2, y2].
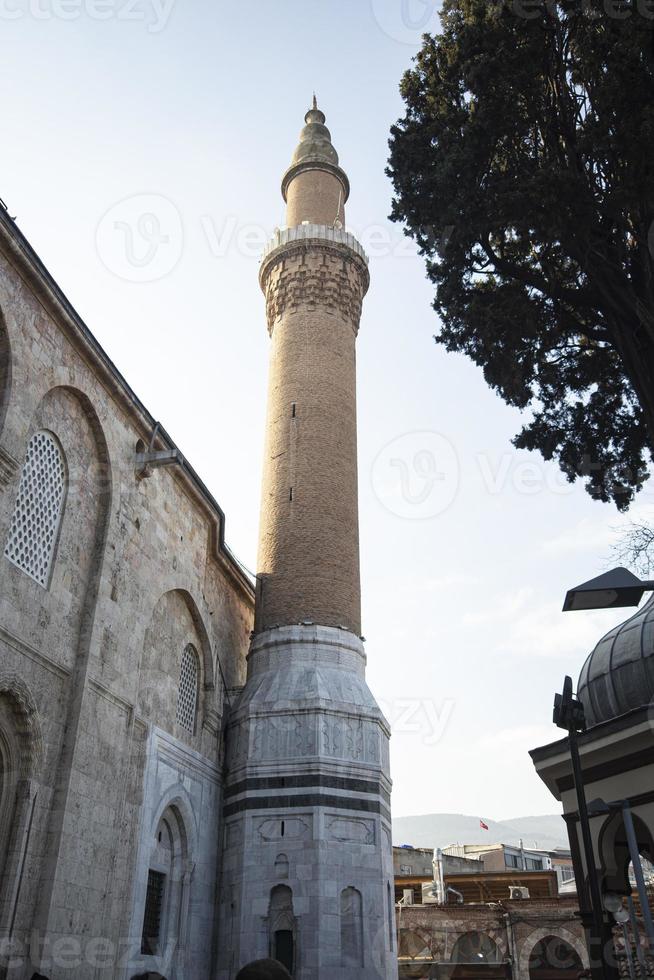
[255, 95, 363, 636]
[217, 102, 396, 980]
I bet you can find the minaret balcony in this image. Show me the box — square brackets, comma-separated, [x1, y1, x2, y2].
[261, 222, 369, 268]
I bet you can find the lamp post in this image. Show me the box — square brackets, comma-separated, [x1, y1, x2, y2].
[562, 566, 654, 612]
[553, 677, 612, 980]
[558, 565, 654, 979]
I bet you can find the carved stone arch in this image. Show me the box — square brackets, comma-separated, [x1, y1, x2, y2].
[268, 885, 297, 974]
[140, 789, 195, 971]
[451, 931, 502, 963]
[50, 383, 112, 493]
[174, 589, 216, 693]
[274, 852, 289, 878]
[397, 928, 433, 961]
[140, 590, 216, 737]
[0, 303, 11, 437]
[25, 384, 113, 586]
[150, 782, 199, 859]
[31, 383, 111, 477]
[0, 671, 43, 778]
[516, 926, 588, 980]
[340, 885, 364, 967]
[0, 672, 43, 939]
[599, 808, 654, 893]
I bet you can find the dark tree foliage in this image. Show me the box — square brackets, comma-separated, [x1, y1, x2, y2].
[388, 0, 654, 509]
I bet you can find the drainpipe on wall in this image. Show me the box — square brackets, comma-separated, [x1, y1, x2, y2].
[503, 911, 517, 978]
[432, 848, 445, 905]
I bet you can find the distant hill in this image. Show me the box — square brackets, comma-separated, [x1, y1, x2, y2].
[392, 812, 568, 851]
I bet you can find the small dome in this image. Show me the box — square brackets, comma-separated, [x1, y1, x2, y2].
[578, 594, 654, 727]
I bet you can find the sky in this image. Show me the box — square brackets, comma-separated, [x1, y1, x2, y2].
[2, 0, 651, 821]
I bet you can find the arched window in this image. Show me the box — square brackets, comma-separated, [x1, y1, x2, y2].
[176, 645, 199, 734]
[0, 691, 31, 914]
[141, 807, 188, 961]
[529, 936, 583, 978]
[451, 931, 500, 964]
[0, 725, 13, 882]
[269, 885, 295, 974]
[4, 430, 66, 587]
[398, 929, 432, 961]
[340, 886, 364, 967]
[274, 853, 289, 879]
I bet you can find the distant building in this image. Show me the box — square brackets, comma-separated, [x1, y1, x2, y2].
[393, 839, 654, 979]
[393, 858, 587, 980]
[395, 846, 483, 878]
[396, 896, 588, 980]
[444, 843, 546, 872]
[442, 843, 575, 891]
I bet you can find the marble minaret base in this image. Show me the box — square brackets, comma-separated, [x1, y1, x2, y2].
[215, 625, 397, 980]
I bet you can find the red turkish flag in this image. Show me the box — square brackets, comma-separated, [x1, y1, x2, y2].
[480, 819, 489, 830]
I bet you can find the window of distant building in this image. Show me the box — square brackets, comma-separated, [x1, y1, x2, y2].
[505, 853, 520, 869]
[529, 935, 583, 978]
[452, 932, 501, 964]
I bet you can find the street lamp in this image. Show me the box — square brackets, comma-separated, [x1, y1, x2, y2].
[553, 677, 609, 980]
[556, 564, 654, 980]
[562, 567, 654, 612]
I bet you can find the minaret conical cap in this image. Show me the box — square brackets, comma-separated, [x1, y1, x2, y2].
[291, 95, 339, 167]
[281, 97, 350, 206]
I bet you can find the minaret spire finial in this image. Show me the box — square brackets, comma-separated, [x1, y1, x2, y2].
[312, 92, 318, 110]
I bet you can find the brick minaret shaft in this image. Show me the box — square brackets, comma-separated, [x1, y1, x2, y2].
[256, 98, 369, 635]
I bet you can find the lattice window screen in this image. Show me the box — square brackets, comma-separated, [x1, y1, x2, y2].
[176, 645, 199, 733]
[4, 431, 66, 587]
[141, 869, 165, 956]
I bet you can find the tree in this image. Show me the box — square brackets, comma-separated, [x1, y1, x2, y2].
[387, 0, 654, 509]
[611, 518, 654, 573]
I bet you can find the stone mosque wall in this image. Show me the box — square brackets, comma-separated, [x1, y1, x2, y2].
[0, 209, 254, 979]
